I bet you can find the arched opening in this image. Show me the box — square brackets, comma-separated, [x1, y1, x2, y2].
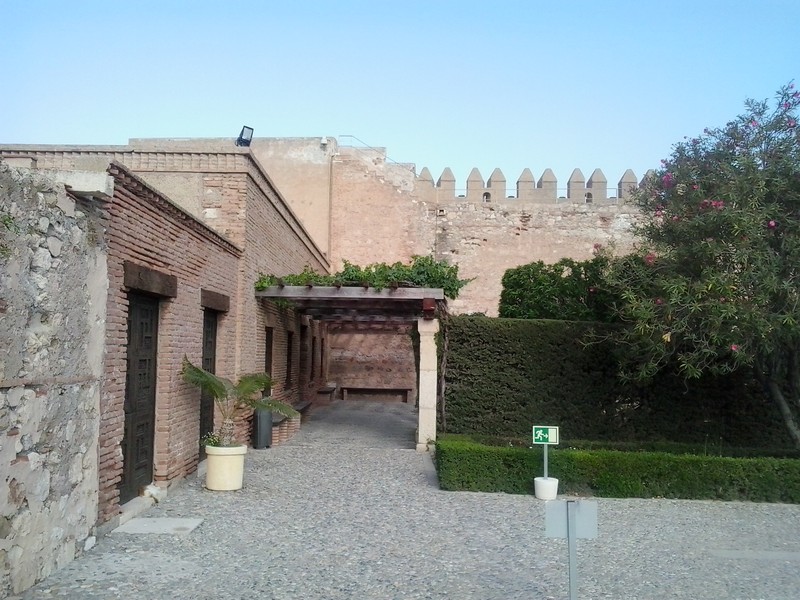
[482, 192, 491, 203]
[584, 192, 593, 204]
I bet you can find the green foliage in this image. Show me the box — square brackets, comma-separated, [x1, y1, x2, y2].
[200, 432, 222, 447]
[435, 436, 800, 502]
[254, 255, 471, 300]
[1, 212, 18, 258]
[181, 357, 298, 446]
[499, 255, 618, 322]
[441, 316, 794, 448]
[606, 83, 800, 447]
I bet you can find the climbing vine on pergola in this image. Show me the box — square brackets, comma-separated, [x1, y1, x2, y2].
[254, 255, 471, 300]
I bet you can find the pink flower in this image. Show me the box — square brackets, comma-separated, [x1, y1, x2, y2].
[711, 200, 724, 210]
[662, 173, 675, 188]
[730, 344, 739, 352]
[671, 215, 680, 222]
[655, 298, 663, 305]
[784, 102, 792, 110]
[692, 184, 699, 190]
[655, 210, 663, 217]
[750, 120, 758, 127]
[789, 118, 797, 128]
[644, 252, 656, 266]
[768, 220, 777, 229]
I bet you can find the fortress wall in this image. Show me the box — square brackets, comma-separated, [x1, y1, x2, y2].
[329, 147, 435, 270]
[434, 202, 638, 315]
[327, 146, 640, 315]
[421, 166, 640, 204]
[250, 138, 336, 260]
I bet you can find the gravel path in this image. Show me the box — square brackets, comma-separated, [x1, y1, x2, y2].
[16, 400, 800, 600]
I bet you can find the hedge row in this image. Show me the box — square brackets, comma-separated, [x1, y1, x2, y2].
[435, 437, 800, 503]
[441, 316, 793, 448]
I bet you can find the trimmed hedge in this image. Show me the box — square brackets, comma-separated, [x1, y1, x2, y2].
[441, 316, 794, 448]
[464, 435, 800, 459]
[436, 437, 800, 503]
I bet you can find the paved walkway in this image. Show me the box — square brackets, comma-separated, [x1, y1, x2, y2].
[17, 400, 800, 600]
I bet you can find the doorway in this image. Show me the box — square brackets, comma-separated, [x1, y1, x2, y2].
[199, 309, 219, 458]
[119, 293, 159, 503]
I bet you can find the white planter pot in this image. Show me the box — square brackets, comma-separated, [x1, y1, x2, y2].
[205, 444, 247, 491]
[534, 476, 559, 500]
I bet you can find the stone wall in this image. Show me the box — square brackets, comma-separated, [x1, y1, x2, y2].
[250, 138, 336, 260]
[328, 146, 640, 315]
[0, 160, 106, 596]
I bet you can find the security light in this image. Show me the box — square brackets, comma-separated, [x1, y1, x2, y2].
[236, 126, 254, 147]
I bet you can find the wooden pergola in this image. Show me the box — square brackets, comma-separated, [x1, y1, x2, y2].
[255, 285, 443, 451]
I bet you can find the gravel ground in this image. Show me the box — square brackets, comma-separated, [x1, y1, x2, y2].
[16, 400, 800, 600]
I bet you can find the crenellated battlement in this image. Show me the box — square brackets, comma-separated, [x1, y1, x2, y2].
[417, 166, 642, 204]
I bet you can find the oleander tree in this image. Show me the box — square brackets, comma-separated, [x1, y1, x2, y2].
[606, 83, 800, 447]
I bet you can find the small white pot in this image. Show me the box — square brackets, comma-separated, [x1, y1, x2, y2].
[534, 476, 559, 500]
[205, 444, 247, 491]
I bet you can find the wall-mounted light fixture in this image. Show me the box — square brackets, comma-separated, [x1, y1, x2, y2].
[236, 126, 254, 147]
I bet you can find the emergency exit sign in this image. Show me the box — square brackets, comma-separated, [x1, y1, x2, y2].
[532, 425, 559, 445]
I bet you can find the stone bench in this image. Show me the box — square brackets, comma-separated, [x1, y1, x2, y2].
[316, 385, 336, 403]
[341, 386, 413, 403]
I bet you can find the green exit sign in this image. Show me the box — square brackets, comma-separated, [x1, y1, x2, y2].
[532, 425, 559, 445]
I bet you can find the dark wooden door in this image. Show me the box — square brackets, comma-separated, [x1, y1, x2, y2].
[119, 293, 159, 504]
[199, 309, 218, 458]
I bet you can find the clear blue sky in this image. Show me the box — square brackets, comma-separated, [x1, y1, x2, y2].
[2, 1, 798, 192]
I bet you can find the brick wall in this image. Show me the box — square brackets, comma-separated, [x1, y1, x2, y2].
[238, 176, 330, 410]
[328, 325, 417, 400]
[100, 164, 241, 523]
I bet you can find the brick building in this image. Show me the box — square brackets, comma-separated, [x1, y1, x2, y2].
[0, 147, 329, 531]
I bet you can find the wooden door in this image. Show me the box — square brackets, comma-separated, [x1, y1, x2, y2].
[199, 309, 218, 458]
[119, 293, 159, 503]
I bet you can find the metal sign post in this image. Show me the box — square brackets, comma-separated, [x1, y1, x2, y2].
[567, 501, 578, 599]
[532, 425, 559, 479]
[545, 499, 598, 600]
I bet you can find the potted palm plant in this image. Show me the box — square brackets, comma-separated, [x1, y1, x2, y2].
[181, 357, 299, 491]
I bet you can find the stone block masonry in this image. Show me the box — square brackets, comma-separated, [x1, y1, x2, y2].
[0, 160, 105, 596]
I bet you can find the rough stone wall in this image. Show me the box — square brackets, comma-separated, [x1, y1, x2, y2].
[327, 326, 417, 400]
[0, 161, 106, 596]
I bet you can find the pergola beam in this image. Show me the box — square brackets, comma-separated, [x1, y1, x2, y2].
[255, 286, 444, 300]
